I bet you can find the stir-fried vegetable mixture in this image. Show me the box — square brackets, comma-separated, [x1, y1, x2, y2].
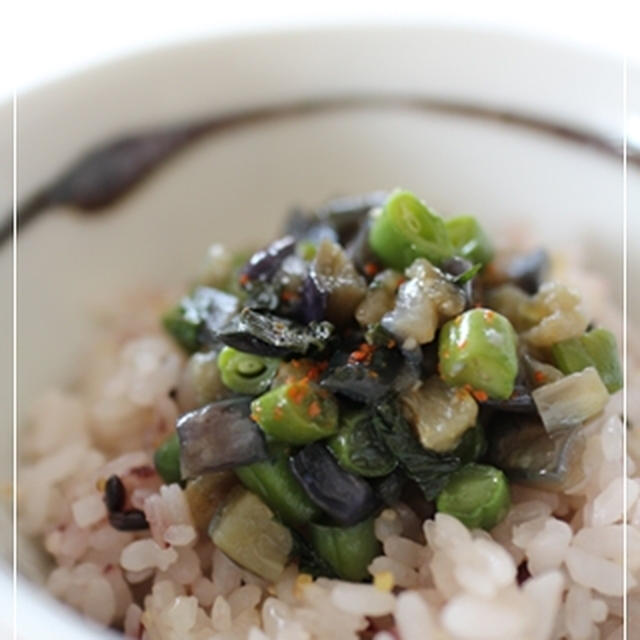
[122, 189, 622, 584]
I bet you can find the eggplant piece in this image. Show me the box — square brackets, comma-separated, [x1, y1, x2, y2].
[373, 402, 461, 500]
[177, 397, 268, 478]
[284, 192, 386, 245]
[242, 279, 281, 312]
[506, 249, 550, 295]
[320, 343, 415, 404]
[344, 217, 378, 273]
[300, 272, 327, 323]
[215, 308, 334, 357]
[243, 235, 296, 281]
[372, 470, 406, 506]
[310, 240, 367, 327]
[290, 443, 380, 526]
[487, 414, 585, 490]
[483, 385, 537, 413]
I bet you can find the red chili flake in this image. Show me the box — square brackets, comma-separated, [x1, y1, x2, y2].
[442, 350, 451, 359]
[287, 382, 308, 404]
[291, 360, 302, 369]
[280, 290, 298, 303]
[471, 389, 489, 402]
[308, 401, 321, 418]
[484, 309, 495, 323]
[533, 371, 547, 384]
[348, 342, 375, 365]
[457, 339, 468, 350]
[273, 406, 284, 420]
[239, 273, 250, 286]
[386, 339, 396, 349]
[364, 262, 380, 277]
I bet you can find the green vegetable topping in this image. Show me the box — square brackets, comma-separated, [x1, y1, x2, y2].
[373, 403, 462, 500]
[162, 287, 238, 352]
[309, 518, 380, 581]
[439, 308, 519, 400]
[369, 190, 453, 270]
[445, 215, 494, 267]
[209, 487, 292, 582]
[551, 328, 622, 393]
[217, 346, 280, 395]
[153, 432, 181, 484]
[250, 381, 339, 445]
[436, 463, 510, 530]
[235, 448, 321, 526]
[328, 411, 396, 478]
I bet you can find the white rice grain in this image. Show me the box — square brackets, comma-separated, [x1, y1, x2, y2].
[71, 493, 107, 529]
[120, 539, 178, 573]
[331, 582, 395, 616]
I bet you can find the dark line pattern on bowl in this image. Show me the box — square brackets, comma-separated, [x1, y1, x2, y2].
[2, 94, 636, 245]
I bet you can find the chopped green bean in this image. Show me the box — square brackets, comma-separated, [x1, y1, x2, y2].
[445, 216, 494, 267]
[217, 346, 280, 395]
[551, 328, 622, 393]
[209, 487, 292, 582]
[235, 448, 321, 526]
[369, 190, 453, 269]
[153, 432, 181, 484]
[309, 518, 380, 581]
[250, 381, 339, 445]
[439, 308, 519, 400]
[328, 411, 396, 478]
[436, 463, 510, 530]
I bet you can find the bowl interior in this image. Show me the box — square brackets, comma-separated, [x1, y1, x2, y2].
[0, 25, 637, 639]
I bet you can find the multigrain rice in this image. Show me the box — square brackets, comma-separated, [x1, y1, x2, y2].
[19, 267, 640, 640]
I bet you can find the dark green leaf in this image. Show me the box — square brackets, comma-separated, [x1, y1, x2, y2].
[373, 402, 462, 500]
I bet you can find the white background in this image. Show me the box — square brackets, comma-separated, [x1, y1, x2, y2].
[2, 0, 639, 101]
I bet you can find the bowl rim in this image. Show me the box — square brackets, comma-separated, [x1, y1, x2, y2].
[2, 22, 634, 639]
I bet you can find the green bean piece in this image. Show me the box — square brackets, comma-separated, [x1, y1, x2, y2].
[309, 518, 380, 581]
[328, 411, 396, 478]
[235, 448, 321, 526]
[445, 216, 494, 267]
[153, 432, 182, 484]
[162, 305, 200, 353]
[439, 308, 519, 400]
[217, 347, 280, 395]
[209, 487, 292, 582]
[436, 463, 510, 530]
[451, 423, 487, 464]
[250, 381, 339, 445]
[551, 328, 622, 393]
[368, 190, 453, 270]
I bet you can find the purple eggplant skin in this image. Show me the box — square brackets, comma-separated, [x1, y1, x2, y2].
[284, 192, 387, 245]
[215, 308, 334, 357]
[290, 443, 380, 526]
[506, 249, 550, 295]
[483, 385, 536, 413]
[243, 236, 296, 281]
[487, 413, 585, 490]
[177, 397, 268, 478]
[300, 273, 328, 323]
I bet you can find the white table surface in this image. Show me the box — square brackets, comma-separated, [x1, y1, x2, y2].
[4, 0, 639, 102]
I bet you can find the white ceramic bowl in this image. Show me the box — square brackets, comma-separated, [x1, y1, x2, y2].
[1, 25, 638, 639]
